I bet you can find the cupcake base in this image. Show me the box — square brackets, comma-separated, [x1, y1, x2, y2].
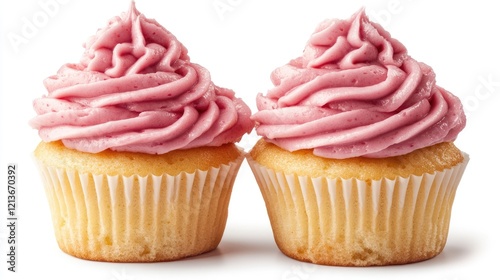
[247, 141, 469, 266]
[34, 141, 244, 262]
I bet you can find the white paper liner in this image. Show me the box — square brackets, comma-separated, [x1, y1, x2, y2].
[247, 153, 469, 266]
[34, 154, 244, 262]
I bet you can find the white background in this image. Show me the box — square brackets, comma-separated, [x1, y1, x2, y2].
[1, 0, 499, 279]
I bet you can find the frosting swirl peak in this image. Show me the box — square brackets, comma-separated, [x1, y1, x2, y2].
[30, 2, 253, 154]
[253, 9, 466, 158]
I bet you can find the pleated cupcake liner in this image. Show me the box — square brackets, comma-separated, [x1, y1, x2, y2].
[247, 153, 469, 266]
[34, 154, 244, 262]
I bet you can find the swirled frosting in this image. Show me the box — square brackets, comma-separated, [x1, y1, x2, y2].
[30, 2, 253, 154]
[252, 9, 466, 159]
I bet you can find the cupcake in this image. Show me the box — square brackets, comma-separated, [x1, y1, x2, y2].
[30, 2, 253, 262]
[248, 9, 468, 266]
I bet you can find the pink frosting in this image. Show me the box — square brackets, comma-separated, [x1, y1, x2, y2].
[30, 2, 253, 154]
[252, 9, 466, 159]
